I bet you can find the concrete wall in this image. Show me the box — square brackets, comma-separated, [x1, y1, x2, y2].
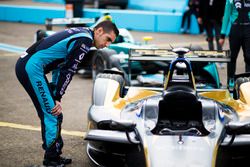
[0, 2, 200, 34]
[128, 0, 187, 12]
[33, 0, 188, 12]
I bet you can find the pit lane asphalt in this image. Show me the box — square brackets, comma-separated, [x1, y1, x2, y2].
[0, 21, 245, 167]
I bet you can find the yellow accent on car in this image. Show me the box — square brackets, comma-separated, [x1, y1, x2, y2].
[239, 82, 250, 105]
[113, 88, 158, 110]
[200, 90, 250, 113]
[212, 142, 219, 167]
[104, 80, 121, 106]
[190, 71, 196, 90]
[164, 72, 171, 90]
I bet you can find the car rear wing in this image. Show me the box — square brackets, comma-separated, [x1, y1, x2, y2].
[44, 13, 112, 30]
[127, 48, 231, 88]
[45, 17, 96, 30]
[128, 48, 231, 63]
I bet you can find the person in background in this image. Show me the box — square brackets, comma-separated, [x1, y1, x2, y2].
[219, 0, 250, 87]
[15, 20, 119, 167]
[198, 0, 226, 51]
[180, 0, 201, 34]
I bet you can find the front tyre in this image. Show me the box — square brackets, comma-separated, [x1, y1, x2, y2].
[91, 49, 117, 80]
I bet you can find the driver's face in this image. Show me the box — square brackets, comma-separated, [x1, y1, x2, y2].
[94, 27, 116, 49]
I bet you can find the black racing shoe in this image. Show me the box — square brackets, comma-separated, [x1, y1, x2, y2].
[43, 158, 64, 167]
[43, 156, 72, 166]
[58, 156, 72, 165]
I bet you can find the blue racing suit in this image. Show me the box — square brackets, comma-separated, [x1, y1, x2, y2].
[15, 27, 93, 159]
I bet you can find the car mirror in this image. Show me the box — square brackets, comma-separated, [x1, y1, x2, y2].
[97, 120, 136, 132]
[225, 121, 250, 135]
[85, 129, 140, 144]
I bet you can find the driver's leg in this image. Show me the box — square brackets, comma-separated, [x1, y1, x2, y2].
[243, 26, 250, 72]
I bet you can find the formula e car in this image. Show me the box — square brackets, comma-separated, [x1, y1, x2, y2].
[106, 46, 223, 89]
[84, 48, 250, 167]
[34, 14, 155, 78]
[34, 15, 220, 87]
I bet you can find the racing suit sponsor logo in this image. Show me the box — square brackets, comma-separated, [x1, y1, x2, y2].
[66, 28, 80, 34]
[60, 73, 71, 95]
[65, 29, 72, 33]
[209, 0, 214, 6]
[56, 142, 61, 153]
[78, 44, 88, 61]
[78, 53, 85, 61]
[234, 0, 242, 8]
[80, 43, 86, 49]
[80, 45, 88, 53]
[72, 63, 78, 71]
[36, 81, 51, 113]
[71, 28, 80, 32]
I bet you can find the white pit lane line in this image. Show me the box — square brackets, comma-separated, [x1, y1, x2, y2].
[0, 43, 26, 54]
[0, 121, 86, 137]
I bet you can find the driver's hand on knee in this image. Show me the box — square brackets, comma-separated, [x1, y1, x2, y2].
[219, 38, 225, 47]
[51, 100, 62, 116]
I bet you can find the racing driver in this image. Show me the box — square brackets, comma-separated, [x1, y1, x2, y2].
[15, 20, 119, 166]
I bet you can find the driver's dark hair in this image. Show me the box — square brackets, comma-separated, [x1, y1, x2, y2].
[94, 20, 119, 37]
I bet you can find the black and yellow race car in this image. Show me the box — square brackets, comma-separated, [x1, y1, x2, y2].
[85, 47, 250, 167]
